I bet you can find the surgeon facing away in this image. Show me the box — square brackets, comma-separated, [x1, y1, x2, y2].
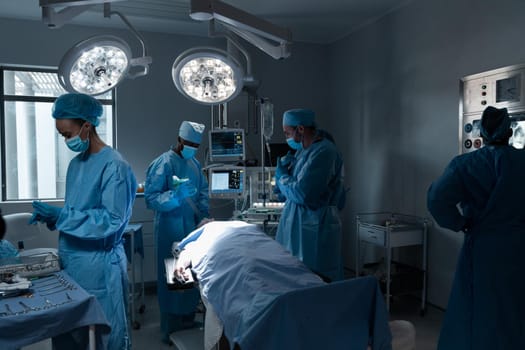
[144, 121, 209, 343]
[29, 93, 137, 349]
[427, 106, 525, 350]
[275, 109, 346, 282]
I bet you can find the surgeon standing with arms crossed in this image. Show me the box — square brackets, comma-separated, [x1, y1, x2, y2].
[144, 121, 209, 343]
[30, 93, 137, 349]
[275, 109, 346, 282]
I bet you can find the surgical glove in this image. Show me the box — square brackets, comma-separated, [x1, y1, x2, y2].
[275, 157, 290, 182]
[175, 181, 197, 199]
[273, 183, 286, 202]
[28, 212, 40, 225]
[31, 201, 61, 225]
[279, 151, 295, 167]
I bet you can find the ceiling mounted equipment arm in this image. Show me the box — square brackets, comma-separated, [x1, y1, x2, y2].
[39, 0, 125, 28]
[190, 0, 292, 60]
[104, 4, 152, 79]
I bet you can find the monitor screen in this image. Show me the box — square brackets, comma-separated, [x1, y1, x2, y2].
[209, 129, 245, 162]
[209, 166, 245, 198]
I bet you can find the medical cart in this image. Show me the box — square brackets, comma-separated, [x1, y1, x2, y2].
[355, 212, 428, 315]
[123, 224, 146, 330]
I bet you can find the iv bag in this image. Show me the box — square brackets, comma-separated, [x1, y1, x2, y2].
[262, 101, 274, 140]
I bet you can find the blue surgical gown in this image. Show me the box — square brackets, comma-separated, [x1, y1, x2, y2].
[0, 239, 18, 258]
[144, 150, 209, 323]
[276, 137, 345, 282]
[427, 145, 525, 350]
[55, 146, 136, 350]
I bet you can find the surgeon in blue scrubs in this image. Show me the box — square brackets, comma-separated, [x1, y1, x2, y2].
[30, 93, 137, 350]
[145, 121, 209, 343]
[275, 109, 346, 282]
[428, 106, 525, 350]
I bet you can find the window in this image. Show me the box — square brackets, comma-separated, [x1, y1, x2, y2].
[1, 66, 114, 201]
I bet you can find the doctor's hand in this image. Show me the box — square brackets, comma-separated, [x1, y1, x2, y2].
[30, 201, 61, 226]
[275, 156, 291, 182]
[279, 151, 295, 167]
[177, 181, 197, 199]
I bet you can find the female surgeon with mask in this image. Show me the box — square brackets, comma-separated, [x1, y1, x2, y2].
[30, 93, 137, 350]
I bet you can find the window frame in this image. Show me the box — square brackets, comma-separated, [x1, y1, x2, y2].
[0, 65, 116, 202]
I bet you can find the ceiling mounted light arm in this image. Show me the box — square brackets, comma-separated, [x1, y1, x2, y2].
[190, 0, 292, 60]
[39, 0, 125, 28]
[208, 20, 252, 79]
[104, 4, 152, 79]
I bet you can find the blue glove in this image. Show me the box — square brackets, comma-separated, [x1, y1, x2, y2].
[272, 183, 286, 202]
[30, 201, 62, 226]
[279, 151, 295, 167]
[275, 156, 291, 182]
[175, 181, 197, 200]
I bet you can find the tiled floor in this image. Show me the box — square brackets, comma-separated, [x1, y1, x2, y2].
[131, 292, 183, 350]
[388, 295, 443, 350]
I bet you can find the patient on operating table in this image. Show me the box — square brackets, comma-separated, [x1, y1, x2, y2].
[171, 220, 392, 350]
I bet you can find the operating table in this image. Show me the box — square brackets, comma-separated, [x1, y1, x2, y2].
[167, 220, 392, 350]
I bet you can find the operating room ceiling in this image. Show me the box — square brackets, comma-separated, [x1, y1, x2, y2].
[0, 0, 413, 44]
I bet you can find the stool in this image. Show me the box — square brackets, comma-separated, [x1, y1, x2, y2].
[389, 320, 416, 350]
[169, 328, 205, 350]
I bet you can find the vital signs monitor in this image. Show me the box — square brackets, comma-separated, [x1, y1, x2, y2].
[209, 166, 245, 198]
[209, 128, 245, 162]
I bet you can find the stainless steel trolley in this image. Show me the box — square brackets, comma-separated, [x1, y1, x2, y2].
[355, 212, 429, 314]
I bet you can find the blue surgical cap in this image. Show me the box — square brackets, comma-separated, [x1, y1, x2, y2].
[283, 109, 316, 127]
[179, 121, 205, 144]
[52, 93, 103, 127]
[480, 106, 511, 144]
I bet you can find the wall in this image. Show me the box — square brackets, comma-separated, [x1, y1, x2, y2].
[328, 0, 525, 307]
[0, 17, 329, 281]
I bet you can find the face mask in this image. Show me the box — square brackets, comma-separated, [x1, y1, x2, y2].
[286, 128, 303, 150]
[65, 127, 89, 153]
[286, 137, 303, 150]
[181, 145, 197, 159]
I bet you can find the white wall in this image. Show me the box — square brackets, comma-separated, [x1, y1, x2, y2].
[328, 0, 525, 308]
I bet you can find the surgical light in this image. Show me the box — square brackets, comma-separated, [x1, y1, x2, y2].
[58, 35, 131, 95]
[171, 0, 292, 106]
[172, 47, 244, 105]
[40, 0, 152, 96]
